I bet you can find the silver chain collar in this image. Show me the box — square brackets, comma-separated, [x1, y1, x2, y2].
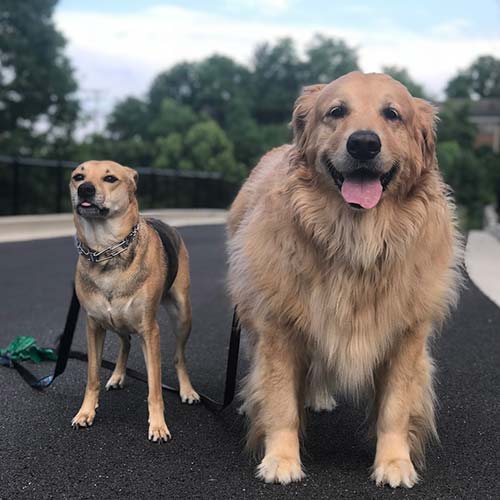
[76, 224, 139, 263]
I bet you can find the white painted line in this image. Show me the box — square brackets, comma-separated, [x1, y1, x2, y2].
[466, 230, 500, 308]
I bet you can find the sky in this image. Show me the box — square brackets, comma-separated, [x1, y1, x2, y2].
[55, 0, 500, 132]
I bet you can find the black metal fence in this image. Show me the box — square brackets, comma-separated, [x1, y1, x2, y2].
[0, 156, 239, 215]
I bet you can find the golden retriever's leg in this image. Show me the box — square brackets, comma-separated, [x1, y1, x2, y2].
[105, 334, 131, 390]
[245, 328, 305, 484]
[141, 322, 170, 442]
[371, 322, 435, 488]
[72, 317, 106, 428]
[165, 286, 200, 405]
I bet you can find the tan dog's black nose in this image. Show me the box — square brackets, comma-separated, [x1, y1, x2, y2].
[78, 182, 96, 198]
[347, 130, 381, 161]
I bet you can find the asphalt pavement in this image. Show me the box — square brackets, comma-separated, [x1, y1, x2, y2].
[0, 225, 498, 499]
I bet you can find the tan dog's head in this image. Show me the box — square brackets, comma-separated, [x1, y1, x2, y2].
[69, 161, 138, 219]
[292, 71, 437, 210]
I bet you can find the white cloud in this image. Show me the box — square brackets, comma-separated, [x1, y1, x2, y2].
[431, 18, 471, 37]
[55, 4, 500, 134]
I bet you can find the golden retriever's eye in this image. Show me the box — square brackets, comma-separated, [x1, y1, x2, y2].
[73, 174, 84, 182]
[383, 107, 401, 121]
[103, 175, 118, 183]
[329, 105, 347, 119]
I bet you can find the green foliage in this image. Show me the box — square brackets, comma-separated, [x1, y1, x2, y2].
[304, 34, 359, 84]
[149, 98, 199, 138]
[154, 119, 245, 182]
[446, 55, 500, 99]
[251, 38, 303, 124]
[437, 141, 494, 228]
[107, 97, 151, 141]
[437, 100, 477, 148]
[0, 0, 79, 156]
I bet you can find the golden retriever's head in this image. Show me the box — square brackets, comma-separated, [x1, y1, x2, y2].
[69, 161, 138, 219]
[292, 71, 437, 209]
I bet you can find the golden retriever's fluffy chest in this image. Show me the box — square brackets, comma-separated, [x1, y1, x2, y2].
[304, 258, 409, 393]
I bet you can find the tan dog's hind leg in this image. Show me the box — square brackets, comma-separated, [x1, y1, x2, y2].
[106, 334, 131, 390]
[371, 322, 434, 488]
[72, 317, 106, 428]
[165, 285, 200, 405]
[304, 360, 337, 412]
[141, 323, 171, 442]
[247, 328, 305, 484]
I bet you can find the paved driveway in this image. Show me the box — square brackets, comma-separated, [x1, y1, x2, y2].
[0, 226, 498, 499]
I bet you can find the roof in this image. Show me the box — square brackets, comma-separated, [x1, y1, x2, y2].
[469, 98, 500, 117]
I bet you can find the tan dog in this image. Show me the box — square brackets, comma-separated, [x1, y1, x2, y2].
[69, 160, 199, 441]
[227, 72, 462, 487]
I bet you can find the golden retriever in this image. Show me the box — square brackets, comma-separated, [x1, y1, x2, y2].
[226, 72, 462, 488]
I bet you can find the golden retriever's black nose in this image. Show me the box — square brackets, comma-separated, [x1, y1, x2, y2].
[78, 182, 96, 198]
[347, 130, 381, 161]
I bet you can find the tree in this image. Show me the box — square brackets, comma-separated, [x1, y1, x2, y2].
[154, 119, 245, 181]
[148, 56, 252, 126]
[184, 121, 246, 181]
[149, 62, 198, 111]
[251, 38, 302, 124]
[437, 100, 477, 149]
[107, 97, 151, 141]
[303, 34, 359, 84]
[382, 66, 427, 98]
[446, 56, 500, 99]
[0, 0, 79, 155]
[149, 98, 199, 138]
[192, 55, 253, 126]
[437, 141, 494, 227]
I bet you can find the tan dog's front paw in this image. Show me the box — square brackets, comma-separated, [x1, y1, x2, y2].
[256, 454, 305, 484]
[71, 409, 96, 428]
[180, 387, 200, 405]
[148, 419, 171, 442]
[371, 458, 418, 488]
[105, 373, 125, 391]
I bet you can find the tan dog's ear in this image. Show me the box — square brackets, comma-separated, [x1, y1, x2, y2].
[292, 84, 326, 154]
[414, 98, 438, 170]
[123, 166, 139, 192]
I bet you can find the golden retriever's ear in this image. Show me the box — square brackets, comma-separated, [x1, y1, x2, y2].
[123, 166, 139, 192]
[414, 98, 438, 170]
[292, 84, 326, 153]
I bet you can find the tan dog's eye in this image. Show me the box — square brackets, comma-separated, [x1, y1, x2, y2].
[383, 107, 401, 121]
[103, 175, 118, 183]
[73, 174, 84, 182]
[329, 105, 347, 119]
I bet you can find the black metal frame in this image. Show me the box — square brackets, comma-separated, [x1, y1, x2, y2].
[0, 155, 239, 215]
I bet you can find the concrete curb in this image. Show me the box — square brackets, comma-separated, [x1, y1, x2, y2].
[466, 230, 500, 308]
[0, 209, 227, 243]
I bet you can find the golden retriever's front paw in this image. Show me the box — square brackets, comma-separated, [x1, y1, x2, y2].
[71, 409, 96, 428]
[256, 454, 305, 484]
[148, 420, 171, 442]
[371, 459, 418, 488]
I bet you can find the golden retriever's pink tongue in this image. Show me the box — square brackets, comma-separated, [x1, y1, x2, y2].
[341, 177, 382, 209]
